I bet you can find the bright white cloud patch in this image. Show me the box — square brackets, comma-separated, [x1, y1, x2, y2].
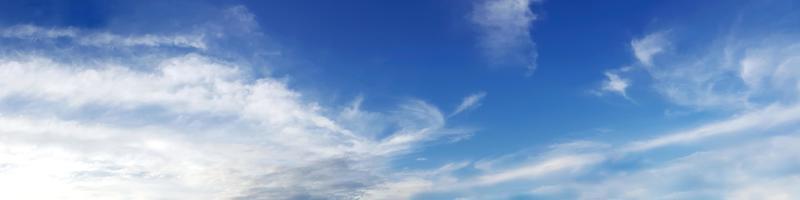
[471, 0, 538, 74]
[450, 91, 487, 117]
[0, 52, 465, 199]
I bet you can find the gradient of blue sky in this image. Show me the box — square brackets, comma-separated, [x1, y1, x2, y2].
[1, 0, 800, 199]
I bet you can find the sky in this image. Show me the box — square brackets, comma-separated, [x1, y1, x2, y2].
[1, 0, 800, 199]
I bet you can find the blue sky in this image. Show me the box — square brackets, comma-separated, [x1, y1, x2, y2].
[1, 0, 800, 199]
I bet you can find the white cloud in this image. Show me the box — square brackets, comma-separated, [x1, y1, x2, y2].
[365, 141, 611, 198]
[629, 32, 800, 109]
[0, 24, 207, 49]
[593, 66, 634, 100]
[737, 43, 800, 97]
[78, 32, 207, 49]
[450, 91, 487, 117]
[359, 162, 469, 199]
[0, 24, 77, 38]
[0, 116, 260, 199]
[597, 70, 632, 99]
[471, 0, 538, 74]
[631, 31, 668, 66]
[623, 102, 800, 152]
[0, 52, 469, 199]
[474, 154, 604, 186]
[601, 72, 629, 95]
[359, 178, 434, 200]
[562, 134, 800, 200]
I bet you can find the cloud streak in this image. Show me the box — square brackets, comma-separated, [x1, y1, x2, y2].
[450, 91, 487, 117]
[1, 24, 207, 49]
[623, 103, 800, 152]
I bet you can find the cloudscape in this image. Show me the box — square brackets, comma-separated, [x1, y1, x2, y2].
[1, 0, 800, 199]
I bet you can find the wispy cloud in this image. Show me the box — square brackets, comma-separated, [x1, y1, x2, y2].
[601, 72, 630, 97]
[0, 24, 77, 38]
[553, 134, 800, 199]
[471, 0, 538, 74]
[623, 102, 800, 152]
[631, 31, 668, 66]
[630, 29, 800, 109]
[594, 68, 634, 101]
[474, 153, 604, 186]
[592, 31, 667, 102]
[450, 91, 487, 117]
[1, 24, 207, 49]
